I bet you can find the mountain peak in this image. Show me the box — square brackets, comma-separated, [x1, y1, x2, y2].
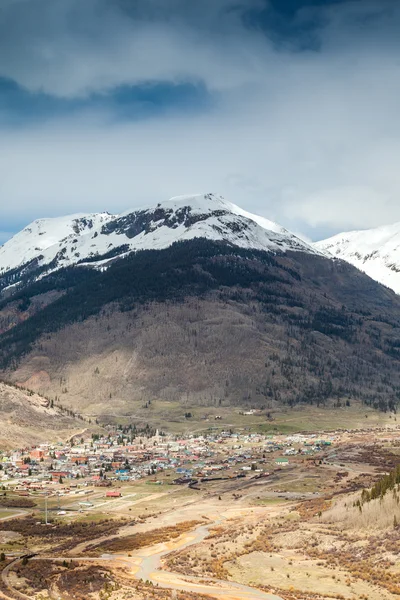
[0, 194, 321, 293]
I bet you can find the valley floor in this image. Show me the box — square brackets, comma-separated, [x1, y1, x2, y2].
[0, 419, 400, 599]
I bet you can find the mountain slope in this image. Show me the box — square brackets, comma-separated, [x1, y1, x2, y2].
[316, 223, 400, 294]
[0, 381, 90, 448]
[0, 212, 113, 287]
[0, 194, 320, 293]
[1, 239, 400, 418]
[2, 197, 400, 420]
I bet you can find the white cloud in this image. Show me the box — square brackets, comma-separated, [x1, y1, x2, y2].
[285, 187, 396, 230]
[0, 0, 269, 98]
[1, 0, 400, 239]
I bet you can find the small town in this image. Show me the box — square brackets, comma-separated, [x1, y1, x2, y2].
[0, 424, 339, 503]
[0, 420, 396, 511]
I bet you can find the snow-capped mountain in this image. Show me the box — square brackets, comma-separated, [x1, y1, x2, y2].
[0, 193, 321, 291]
[316, 222, 400, 294]
[0, 212, 113, 275]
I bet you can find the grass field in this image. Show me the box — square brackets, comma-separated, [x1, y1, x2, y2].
[103, 400, 396, 435]
[0, 509, 21, 520]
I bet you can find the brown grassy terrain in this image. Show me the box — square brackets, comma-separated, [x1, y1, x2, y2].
[0, 380, 91, 449]
[0, 517, 128, 553]
[87, 520, 203, 555]
[7, 559, 216, 600]
[160, 450, 400, 600]
[0, 497, 36, 509]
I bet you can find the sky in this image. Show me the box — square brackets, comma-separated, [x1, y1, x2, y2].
[1, 0, 400, 244]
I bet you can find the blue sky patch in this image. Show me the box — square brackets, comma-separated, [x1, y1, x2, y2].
[0, 77, 213, 126]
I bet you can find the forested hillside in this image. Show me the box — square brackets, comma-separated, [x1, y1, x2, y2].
[1, 239, 400, 416]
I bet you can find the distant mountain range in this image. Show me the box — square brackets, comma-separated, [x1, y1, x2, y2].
[316, 223, 400, 294]
[1, 194, 400, 421]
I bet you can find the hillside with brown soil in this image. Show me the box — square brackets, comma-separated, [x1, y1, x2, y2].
[0, 381, 90, 448]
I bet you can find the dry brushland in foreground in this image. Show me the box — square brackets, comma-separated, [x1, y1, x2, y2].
[1, 423, 400, 599]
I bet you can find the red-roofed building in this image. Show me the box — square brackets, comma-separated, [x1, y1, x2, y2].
[30, 449, 44, 460]
[106, 490, 121, 498]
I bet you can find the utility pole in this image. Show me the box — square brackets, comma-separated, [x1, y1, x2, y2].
[45, 494, 48, 525]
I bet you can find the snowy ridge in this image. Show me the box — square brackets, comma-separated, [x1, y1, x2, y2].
[0, 213, 113, 274]
[0, 193, 322, 289]
[315, 222, 400, 294]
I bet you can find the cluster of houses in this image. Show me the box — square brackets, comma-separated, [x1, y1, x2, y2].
[0, 428, 336, 497]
